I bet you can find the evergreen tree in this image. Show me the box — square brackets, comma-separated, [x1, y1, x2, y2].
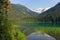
[0, 0, 26, 40]
[0, 0, 13, 40]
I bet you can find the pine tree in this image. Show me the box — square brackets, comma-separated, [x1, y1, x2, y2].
[0, 0, 13, 40]
[0, 0, 26, 40]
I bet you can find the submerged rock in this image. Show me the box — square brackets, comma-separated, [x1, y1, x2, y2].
[26, 32, 56, 40]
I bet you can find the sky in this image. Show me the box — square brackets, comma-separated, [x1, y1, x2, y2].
[10, 0, 60, 10]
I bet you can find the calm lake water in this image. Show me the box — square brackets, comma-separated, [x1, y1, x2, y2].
[18, 22, 60, 27]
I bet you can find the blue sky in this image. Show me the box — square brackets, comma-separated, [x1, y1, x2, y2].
[10, 0, 60, 10]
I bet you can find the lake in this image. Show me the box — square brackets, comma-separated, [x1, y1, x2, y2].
[18, 22, 60, 27]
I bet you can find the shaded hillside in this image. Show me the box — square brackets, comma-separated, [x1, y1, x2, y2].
[10, 4, 39, 16]
[38, 2, 60, 23]
[8, 4, 39, 23]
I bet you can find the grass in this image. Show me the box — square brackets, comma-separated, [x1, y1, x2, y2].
[34, 27, 60, 40]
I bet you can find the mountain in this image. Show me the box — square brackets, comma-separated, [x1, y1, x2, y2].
[8, 2, 60, 23]
[38, 2, 60, 23]
[8, 4, 39, 23]
[33, 7, 50, 13]
[10, 4, 39, 16]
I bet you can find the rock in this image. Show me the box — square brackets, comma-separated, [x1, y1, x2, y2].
[26, 32, 56, 40]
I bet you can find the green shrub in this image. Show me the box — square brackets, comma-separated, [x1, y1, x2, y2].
[15, 30, 26, 40]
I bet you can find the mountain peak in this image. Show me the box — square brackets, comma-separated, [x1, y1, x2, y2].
[58, 2, 60, 4]
[57, 2, 60, 5]
[33, 7, 50, 13]
[55, 2, 60, 7]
